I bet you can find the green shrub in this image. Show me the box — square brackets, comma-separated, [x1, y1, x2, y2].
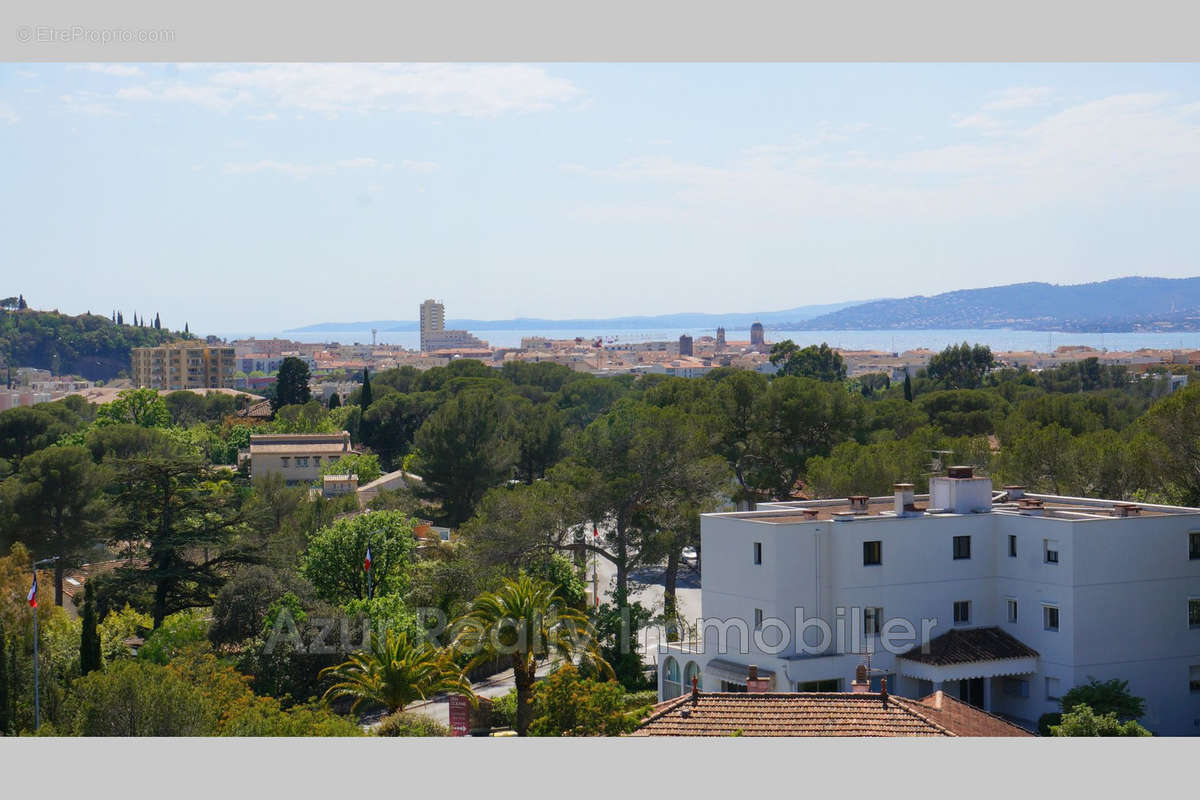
[375, 711, 449, 737]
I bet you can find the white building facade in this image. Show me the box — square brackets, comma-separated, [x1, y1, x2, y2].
[658, 469, 1200, 735]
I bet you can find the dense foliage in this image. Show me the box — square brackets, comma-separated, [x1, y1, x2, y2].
[0, 339, 1196, 736]
[0, 307, 191, 380]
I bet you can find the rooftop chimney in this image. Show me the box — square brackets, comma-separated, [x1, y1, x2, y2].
[947, 465, 974, 479]
[691, 675, 699, 703]
[880, 677, 889, 708]
[850, 664, 870, 693]
[1112, 502, 1142, 518]
[848, 495, 869, 513]
[893, 483, 915, 517]
[800, 508, 820, 520]
[1004, 485, 1026, 500]
[746, 665, 770, 693]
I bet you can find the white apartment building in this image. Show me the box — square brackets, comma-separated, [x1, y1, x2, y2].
[658, 467, 1200, 735]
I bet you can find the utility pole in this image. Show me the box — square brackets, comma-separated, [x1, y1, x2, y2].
[31, 556, 58, 731]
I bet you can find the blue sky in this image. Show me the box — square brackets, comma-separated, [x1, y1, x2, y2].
[2, 63, 1199, 334]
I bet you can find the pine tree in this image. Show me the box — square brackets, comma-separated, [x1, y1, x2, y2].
[0, 620, 9, 735]
[80, 581, 102, 676]
[360, 368, 373, 410]
[154, 312, 161, 330]
[903, 373, 913, 402]
[328, 392, 341, 410]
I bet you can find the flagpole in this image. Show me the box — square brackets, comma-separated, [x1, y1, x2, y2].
[32, 578, 39, 730]
[32, 556, 58, 732]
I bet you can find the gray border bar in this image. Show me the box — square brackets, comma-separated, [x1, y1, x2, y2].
[3, 0, 1200, 62]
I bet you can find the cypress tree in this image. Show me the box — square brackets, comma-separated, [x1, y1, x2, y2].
[80, 582, 102, 676]
[903, 373, 913, 402]
[360, 368, 373, 410]
[154, 312, 161, 330]
[184, 322, 189, 335]
[328, 392, 341, 410]
[0, 620, 9, 735]
[17, 294, 26, 310]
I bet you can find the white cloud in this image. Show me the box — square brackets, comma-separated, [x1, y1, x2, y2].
[953, 113, 1004, 131]
[400, 160, 438, 173]
[59, 92, 119, 117]
[104, 63, 580, 118]
[84, 64, 144, 78]
[16, 70, 37, 79]
[222, 158, 390, 180]
[566, 92, 1200, 226]
[982, 86, 1056, 111]
[116, 84, 250, 112]
[246, 112, 278, 121]
[0, 103, 18, 125]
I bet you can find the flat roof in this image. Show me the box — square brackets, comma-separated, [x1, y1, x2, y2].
[718, 489, 1200, 523]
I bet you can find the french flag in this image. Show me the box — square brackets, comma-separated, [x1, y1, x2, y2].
[363, 547, 372, 573]
[27, 575, 37, 608]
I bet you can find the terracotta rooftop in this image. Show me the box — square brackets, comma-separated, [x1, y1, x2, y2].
[899, 626, 1039, 667]
[632, 692, 950, 737]
[632, 690, 1032, 737]
[911, 691, 1033, 737]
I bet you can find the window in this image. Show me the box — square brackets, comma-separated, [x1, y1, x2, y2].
[953, 601, 971, 625]
[1006, 598, 1018, 623]
[1190, 599, 1200, 629]
[754, 608, 764, 630]
[863, 607, 883, 635]
[1191, 666, 1200, 693]
[798, 679, 841, 692]
[1002, 678, 1030, 698]
[1008, 535, 1017, 558]
[863, 540, 882, 566]
[662, 657, 682, 700]
[1191, 532, 1200, 560]
[1043, 605, 1060, 631]
[296, 456, 309, 468]
[280, 457, 290, 468]
[953, 535, 971, 560]
[684, 661, 702, 692]
[1046, 677, 1061, 701]
[753, 542, 762, 565]
[1044, 539, 1059, 564]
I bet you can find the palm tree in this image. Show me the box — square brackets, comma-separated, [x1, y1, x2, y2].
[452, 574, 611, 736]
[320, 630, 473, 715]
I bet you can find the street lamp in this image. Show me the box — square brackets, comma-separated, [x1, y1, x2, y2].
[31, 555, 59, 731]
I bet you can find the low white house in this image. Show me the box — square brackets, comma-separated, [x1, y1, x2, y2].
[658, 468, 1200, 735]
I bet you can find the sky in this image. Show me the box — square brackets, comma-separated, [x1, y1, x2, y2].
[2, 63, 1199, 334]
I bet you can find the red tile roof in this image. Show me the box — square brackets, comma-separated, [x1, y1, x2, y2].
[632, 690, 1034, 737]
[899, 626, 1039, 666]
[911, 691, 1034, 737]
[632, 692, 953, 737]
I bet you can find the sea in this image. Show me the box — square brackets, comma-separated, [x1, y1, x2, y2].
[213, 328, 1200, 354]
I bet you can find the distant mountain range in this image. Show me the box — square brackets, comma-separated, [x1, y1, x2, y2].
[784, 277, 1200, 332]
[285, 300, 864, 333]
[287, 276, 1200, 336]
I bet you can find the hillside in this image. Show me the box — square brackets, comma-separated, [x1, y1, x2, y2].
[0, 308, 193, 380]
[784, 277, 1200, 332]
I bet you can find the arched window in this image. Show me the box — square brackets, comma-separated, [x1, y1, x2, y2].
[662, 657, 682, 700]
[684, 661, 702, 692]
